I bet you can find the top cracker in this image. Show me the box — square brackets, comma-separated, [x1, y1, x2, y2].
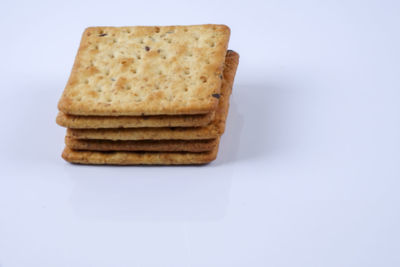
[58, 25, 230, 116]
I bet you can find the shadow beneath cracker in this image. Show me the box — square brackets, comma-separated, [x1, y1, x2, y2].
[216, 82, 291, 165]
[4, 80, 292, 169]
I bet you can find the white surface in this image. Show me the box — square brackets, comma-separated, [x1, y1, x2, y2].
[1, 0, 400, 266]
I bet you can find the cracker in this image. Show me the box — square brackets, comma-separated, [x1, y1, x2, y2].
[58, 25, 230, 116]
[56, 111, 215, 128]
[65, 136, 218, 152]
[66, 50, 239, 140]
[62, 146, 219, 165]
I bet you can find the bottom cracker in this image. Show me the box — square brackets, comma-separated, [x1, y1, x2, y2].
[62, 145, 219, 165]
[65, 136, 218, 152]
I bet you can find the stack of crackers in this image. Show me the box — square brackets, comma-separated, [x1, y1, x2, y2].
[56, 25, 239, 165]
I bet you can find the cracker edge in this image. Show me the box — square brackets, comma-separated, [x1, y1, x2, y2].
[65, 136, 218, 152]
[62, 144, 219, 165]
[56, 111, 215, 129]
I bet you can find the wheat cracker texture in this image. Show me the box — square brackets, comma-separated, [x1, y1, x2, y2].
[67, 50, 239, 140]
[58, 25, 230, 116]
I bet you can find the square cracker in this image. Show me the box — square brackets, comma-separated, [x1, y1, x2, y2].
[62, 145, 219, 165]
[66, 50, 239, 140]
[65, 136, 218, 152]
[58, 25, 230, 116]
[56, 110, 215, 128]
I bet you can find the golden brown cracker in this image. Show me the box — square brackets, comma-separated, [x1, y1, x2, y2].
[58, 25, 230, 116]
[65, 136, 218, 152]
[56, 111, 215, 129]
[66, 50, 239, 140]
[62, 146, 219, 165]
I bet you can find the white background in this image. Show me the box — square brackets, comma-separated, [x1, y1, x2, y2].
[1, 0, 399, 266]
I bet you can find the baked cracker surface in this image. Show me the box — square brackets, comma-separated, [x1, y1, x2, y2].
[58, 25, 230, 116]
[67, 50, 239, 140]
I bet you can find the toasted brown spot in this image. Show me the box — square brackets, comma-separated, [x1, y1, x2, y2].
[115, 77, 128, 91]
[83, 66, 100, 76]
[88, 91, 98, 97]
[119, 58, 134, 71]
